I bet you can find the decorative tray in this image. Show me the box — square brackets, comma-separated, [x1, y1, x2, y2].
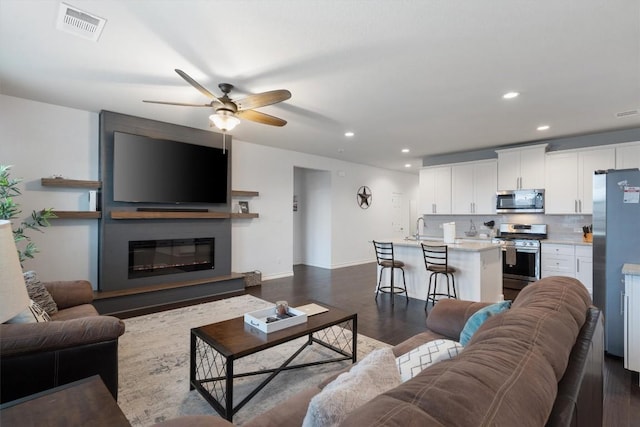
[244, 307, 307, 333]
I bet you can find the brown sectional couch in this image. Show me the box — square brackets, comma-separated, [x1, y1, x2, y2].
[158, 276, 603, 427]
[0, 280, 125, 403]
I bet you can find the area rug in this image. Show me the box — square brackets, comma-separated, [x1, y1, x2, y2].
[117, 294, 390, 426]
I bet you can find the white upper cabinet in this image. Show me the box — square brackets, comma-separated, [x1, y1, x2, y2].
[419, 166, 451, 214]
[616, 142, 640, 169]
[496, 144, 547, 190]
[451, 160, 497, 214]
[545, 147, 615, 214]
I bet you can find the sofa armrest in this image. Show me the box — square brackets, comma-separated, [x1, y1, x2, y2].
[426, 299, 492, 340]
[44, 280, 94, 309]
[0, 316, 125, 357]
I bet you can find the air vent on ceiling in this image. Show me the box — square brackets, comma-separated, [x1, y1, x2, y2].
[615, 109, 639, 118]
[56, 2, 106, 42]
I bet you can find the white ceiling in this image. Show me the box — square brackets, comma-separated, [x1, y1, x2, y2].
[1, 0, 639, 173]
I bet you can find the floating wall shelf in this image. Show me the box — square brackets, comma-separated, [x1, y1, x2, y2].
[41, 178, 102, 188]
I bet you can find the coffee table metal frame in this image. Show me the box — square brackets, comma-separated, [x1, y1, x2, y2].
[190, 306, 357, 421]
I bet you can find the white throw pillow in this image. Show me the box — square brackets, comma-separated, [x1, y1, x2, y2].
[5, 299, 51, 324]
[396, 339, 463, 382]
[302, 347, 401, 427]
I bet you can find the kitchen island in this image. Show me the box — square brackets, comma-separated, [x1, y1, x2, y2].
[377, 238, 503, 303]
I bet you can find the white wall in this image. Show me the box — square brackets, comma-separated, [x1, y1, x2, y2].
[231, 140, 418, 277]
[0, 95, 99, 285]
[1, 94, 419, 284]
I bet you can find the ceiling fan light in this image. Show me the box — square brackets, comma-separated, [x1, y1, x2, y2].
[209, 111, 240, 132]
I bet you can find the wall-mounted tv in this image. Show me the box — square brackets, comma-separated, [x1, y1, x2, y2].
[113, 132, 228, 204]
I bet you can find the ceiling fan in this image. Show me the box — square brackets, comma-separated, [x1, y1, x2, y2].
[143, 69, 291, 131]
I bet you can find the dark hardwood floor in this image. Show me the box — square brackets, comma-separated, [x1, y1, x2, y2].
[247, 263, 640, 427]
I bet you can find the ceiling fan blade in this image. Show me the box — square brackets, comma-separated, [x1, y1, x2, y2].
[174, 69, 221, 103]
[143, 100, 212, 107]
[235, 90, 291, 111]
[237, 110, 288, 127]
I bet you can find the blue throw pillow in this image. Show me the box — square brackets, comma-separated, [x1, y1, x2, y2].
[459, 300, 511, 346]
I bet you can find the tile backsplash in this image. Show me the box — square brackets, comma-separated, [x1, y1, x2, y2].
[419, 214, 592, 243]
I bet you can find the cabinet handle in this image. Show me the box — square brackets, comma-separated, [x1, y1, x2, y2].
[576, 258, 580, 272]
[574, 200, 578, 213]
[579, 200, 582, 212]
[621, 291, 625, 316]
[473, 202, 476, 213]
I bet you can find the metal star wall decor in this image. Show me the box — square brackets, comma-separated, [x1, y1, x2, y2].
[357, 186, 372, 209]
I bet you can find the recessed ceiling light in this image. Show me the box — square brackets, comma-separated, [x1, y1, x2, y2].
[401, 148, 410, 153]
[344, 131, 355, 137]
[404, 164, 412, 168]
[537, 125, 550, 131]
[502, 92, 519, 99]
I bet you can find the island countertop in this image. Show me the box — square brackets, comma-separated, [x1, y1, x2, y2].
[390, 238, 501, 253]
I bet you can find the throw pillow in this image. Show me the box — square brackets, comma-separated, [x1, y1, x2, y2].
[396, 339, 464, 382]
[459, 300, 512, 346]
[23, 271, 58, 315]
[302, 347, 401, 427]
[5, 299, 52, 323]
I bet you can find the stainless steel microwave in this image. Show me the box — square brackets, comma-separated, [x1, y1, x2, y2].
[496, 189, 544, 213]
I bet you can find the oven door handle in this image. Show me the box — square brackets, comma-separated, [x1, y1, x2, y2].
[500, 247, 539, 254]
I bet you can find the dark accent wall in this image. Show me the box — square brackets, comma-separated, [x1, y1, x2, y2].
[98, 111, 232, 292]
[422, 127, 640, 167]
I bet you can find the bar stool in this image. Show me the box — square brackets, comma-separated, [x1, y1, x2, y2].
[421, 243, 457, 310]
[372, 241, 408, 305]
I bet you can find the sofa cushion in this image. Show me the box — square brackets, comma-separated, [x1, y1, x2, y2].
[302, 348, 400, 427]
[23, 271, 58, 315]
[396, 339, 463, 382]
[459, 300, 511, 346]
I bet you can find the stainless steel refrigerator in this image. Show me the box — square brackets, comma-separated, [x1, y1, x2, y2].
[593, 168, 640, 357]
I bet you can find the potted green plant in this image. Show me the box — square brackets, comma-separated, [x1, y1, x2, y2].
[0, 165, 56, 263]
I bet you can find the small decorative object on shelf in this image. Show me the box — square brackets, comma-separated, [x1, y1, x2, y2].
[238, 201, 249, 213]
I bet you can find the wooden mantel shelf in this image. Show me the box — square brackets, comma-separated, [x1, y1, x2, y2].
[111, 211, 231, 220]
[231, 190, 259, 197]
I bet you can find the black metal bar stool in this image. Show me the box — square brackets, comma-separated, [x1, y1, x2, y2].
[421, 243, 457, 310]
[372, 241, 408, 305]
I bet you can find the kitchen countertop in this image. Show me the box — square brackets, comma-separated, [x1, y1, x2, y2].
[623, 264, 640, 275]
[543, 239, 592, 246]
[391, 238, 500, 253]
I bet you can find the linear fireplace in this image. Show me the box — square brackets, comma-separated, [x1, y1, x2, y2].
[128, 238, 215, 279]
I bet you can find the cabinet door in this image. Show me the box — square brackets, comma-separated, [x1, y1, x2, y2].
[578, 148, 615, 214]
[575, 246, 593, 296]
[451, 164, 474, 214]
[545, 152, 579, 214]
[497, 151, 521, 190]
[519, 146, 546, 189]
[433, 166, 452, 214]
[473, 161, 497, 214]
[419, 168, 436, 214]
[420, 166, 451, 214]
[616, 143, 640, 169]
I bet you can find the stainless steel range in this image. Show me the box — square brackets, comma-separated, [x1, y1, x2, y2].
[493, 224, 548, 290]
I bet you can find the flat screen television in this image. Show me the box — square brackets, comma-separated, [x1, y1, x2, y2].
[113, 132, 228, 204]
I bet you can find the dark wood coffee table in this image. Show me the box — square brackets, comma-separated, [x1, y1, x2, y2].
[190, 302, 357, 421]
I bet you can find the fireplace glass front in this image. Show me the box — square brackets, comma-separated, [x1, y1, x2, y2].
[128, 238, 214, 279]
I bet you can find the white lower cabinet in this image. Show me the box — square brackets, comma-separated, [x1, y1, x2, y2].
[541, 243, 575, 277]
[541, 243, 592, 297]
[623, 266, 640, 383]
[575, 245, 593, 297]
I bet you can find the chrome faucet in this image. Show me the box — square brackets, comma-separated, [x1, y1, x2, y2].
[415, 217, 425, 239]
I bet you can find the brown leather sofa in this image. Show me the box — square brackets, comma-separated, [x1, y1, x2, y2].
[0, 280, 125, 403]
[156, 276, 603, 427]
